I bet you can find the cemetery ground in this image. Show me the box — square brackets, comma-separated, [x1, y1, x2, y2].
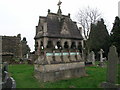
[8, 63, 120, 88]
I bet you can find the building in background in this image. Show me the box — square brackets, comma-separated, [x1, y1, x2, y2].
[1, 34, 30, 63]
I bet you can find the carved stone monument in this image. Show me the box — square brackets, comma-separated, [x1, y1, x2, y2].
[34, 1, 86, 82]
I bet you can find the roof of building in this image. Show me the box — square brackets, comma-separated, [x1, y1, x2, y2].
[35, 7, 83, 40]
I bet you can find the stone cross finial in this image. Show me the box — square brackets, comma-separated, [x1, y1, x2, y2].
[57, 0, 62, 6]
[57, 0, 62, 21]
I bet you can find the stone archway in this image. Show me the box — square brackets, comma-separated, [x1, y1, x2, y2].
[78, 42, 82, 52]
[40, 41, 44, 49]
[71, 41, 76, 49]
[56, 41, 62, 49]
[47, 41, 54, 49]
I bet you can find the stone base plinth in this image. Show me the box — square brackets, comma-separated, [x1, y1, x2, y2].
[34, 62, 86, 82]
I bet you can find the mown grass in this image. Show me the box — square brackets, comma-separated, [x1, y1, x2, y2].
[9, 64, 40, 88]
[8, 64, 119, 88]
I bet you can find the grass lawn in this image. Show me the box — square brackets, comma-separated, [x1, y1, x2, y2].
[8, 64, 120, 88]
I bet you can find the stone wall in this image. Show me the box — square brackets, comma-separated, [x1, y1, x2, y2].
[2, 35, 21, 59]
[2, 34, 30, 62]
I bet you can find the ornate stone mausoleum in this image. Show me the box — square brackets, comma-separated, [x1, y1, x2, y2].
[34, 1, 86, 82]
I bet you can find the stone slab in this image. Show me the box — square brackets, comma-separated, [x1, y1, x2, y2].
[34, 65, 86, 82]
[35, 62, 85, 72]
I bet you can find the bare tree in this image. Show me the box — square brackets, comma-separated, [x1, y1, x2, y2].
[76, 7, 102, 60]
[77, 6, 101, 40]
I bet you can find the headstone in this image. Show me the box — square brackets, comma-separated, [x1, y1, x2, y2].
[99, 49, 104, 62]
[10, 77, 16, 88]
[86, 52, 94, 64]
[2, 62, 8, 72]
[101, 46, 120, 88]
[91, 51, 95, 65]
[98, 49, 106, 67]
[87, 53, 91, 62]
[107, 46, 118, 84]
[3, 77, 16, 89]
[3, 71, 9, 83]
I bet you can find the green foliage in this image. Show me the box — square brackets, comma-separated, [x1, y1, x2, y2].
[110, 16, 120, 57]
[88, 18, 110, 58]
[9, 64, 107, 88]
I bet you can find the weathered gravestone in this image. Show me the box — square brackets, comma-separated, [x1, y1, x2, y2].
[3, 71, 9, 83]
[4, 77, 16, 88]
[98, 49, 106, 67]
[99, 49, 104, 62]
[91, 51, 95, 65]
[101, 46, 120, 89]
[2, 62, 8, 72]
[88, 51, 95, 65]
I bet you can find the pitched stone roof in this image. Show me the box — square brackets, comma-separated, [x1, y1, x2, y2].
[35, 12, 83, 40]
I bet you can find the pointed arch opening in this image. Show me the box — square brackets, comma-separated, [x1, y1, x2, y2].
[64, 41, 69, 49]
[47, 41, 53, 49]
[56, 41, 62, 49]
[71, 42, 76, 49]
[78, 42, 82, 52]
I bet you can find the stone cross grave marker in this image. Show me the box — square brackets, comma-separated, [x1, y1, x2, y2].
[101, 46, 120, 88]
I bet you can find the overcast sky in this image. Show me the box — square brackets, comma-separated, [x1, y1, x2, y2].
[0, 0, 119, 51]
